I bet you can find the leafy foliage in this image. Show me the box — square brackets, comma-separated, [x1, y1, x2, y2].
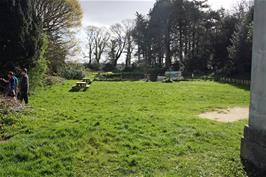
[29, 35, 49, 90]
[58, 63, 86, 80]
[32, 0, 83, 75]
[95, 72, 145, 81]
[227, 7, 253, 78]
[44, 76, 65, 86]
[33, 0, 82, 40]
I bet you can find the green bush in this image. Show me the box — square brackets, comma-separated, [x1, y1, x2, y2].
[58, 63, 86, 80]
[44, 76, 65, 86]
[102, 63, 116, 72]
[95, 72, 145, 81]
[84, 63, 100, 71]
[29, 34, 48, 91]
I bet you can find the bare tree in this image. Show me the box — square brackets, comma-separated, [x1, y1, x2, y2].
[108, 23, 127, 67]
[84, 26, 110, 64]
[33, 0, 82, 41]
[85, 26, 97, 64]
[94, 27, 110, 64]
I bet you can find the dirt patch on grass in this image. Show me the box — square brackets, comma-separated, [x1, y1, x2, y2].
[0, 96, 24, 113]
[0, 140, 7, 144]
[0, 137, 9, 145]
[199, 107, 249, 122]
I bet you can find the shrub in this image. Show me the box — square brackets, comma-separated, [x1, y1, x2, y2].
[102, 63, 116, 72]
[147, 66, 165, 76]
[29, 34, 49, 91]
[84, 63, 100, 71]
[58, 63, 86, 80]
[95, 72, 145, 81]
[44, 76, 65, 86]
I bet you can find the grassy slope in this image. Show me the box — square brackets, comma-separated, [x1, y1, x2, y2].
[0, 81, 249, 177]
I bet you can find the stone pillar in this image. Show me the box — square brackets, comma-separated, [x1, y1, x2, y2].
[241, 0, 266, 171]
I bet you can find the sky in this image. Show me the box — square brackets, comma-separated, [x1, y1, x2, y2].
[79, 0, 246, 27]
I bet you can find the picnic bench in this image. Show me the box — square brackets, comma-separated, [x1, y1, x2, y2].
[76, 82, 87, 88]
[82, 78, 92, 84]
[71, 79, 91, 92]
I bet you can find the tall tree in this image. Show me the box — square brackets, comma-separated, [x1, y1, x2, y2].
[32, 0, 83, 73]
[132, 13, 149, 63]
[94, 27, 110, 64]
[227, 5, 253, 77]
[130, 0, 254, 77]
[33, 0, 82, 41]
[0, 0, 42, 70]
[123, 20, 136, 68]
[85, 26, 98, 64]
[149, 0, 173, 68]
[108, 23, 127, 67]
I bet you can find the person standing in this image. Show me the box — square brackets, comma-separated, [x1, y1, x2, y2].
[13, 74, 19, 96]
[0, 71, 16, 98]
[19, 68, 29, 104]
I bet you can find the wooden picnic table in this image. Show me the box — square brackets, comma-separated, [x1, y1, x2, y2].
[76, 82, 87, 88]
[82, 79, 91, 84]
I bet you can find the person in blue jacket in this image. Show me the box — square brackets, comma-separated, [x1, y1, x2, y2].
[0, 71, 16, 98]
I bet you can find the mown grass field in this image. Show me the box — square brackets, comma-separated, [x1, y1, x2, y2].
[0, 81, 250, 177]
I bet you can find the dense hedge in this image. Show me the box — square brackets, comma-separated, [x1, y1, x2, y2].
[58, 64, 86, 80]
[95, 72, 145, 81]
[44, 76, 65, 86]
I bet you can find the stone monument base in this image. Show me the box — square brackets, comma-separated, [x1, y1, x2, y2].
[241, 126, 266, 175]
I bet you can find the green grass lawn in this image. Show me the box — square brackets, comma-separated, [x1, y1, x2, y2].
[0, 81, 250, 177]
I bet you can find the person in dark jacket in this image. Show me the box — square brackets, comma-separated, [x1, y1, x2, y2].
[13, 75, 19, 96]
[0, 71, 16, 98]
[19, 68, 29, 104]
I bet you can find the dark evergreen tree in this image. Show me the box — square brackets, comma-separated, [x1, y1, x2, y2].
[0, 0, 42, 71]
[132, 13, 149, 64]
[227, 6, 253, 78]
[131, 0, 254, 78]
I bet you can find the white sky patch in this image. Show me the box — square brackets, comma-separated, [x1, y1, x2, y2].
[209, 0, 238, 10]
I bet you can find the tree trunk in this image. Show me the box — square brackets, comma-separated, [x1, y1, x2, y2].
[192, 26, 196, 58]
[179, 26, 183, 63]
[126, 47, 132, 68]
[165, 23, 171, 68]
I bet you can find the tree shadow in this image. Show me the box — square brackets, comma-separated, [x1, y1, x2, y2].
[216, 81, 250, 91]
[229, 83, 250, 91]
[69, 86, 90, 92]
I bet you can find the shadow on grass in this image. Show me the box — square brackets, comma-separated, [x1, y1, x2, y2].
[182, 78, 251, 91]
[69, 86, 90, 92]
[215, 81, 250, 91]
[94, 79, 143, 82]
[242, 158, 266, 177]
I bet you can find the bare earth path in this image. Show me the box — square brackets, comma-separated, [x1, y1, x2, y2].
[199, 107, 249, 122]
